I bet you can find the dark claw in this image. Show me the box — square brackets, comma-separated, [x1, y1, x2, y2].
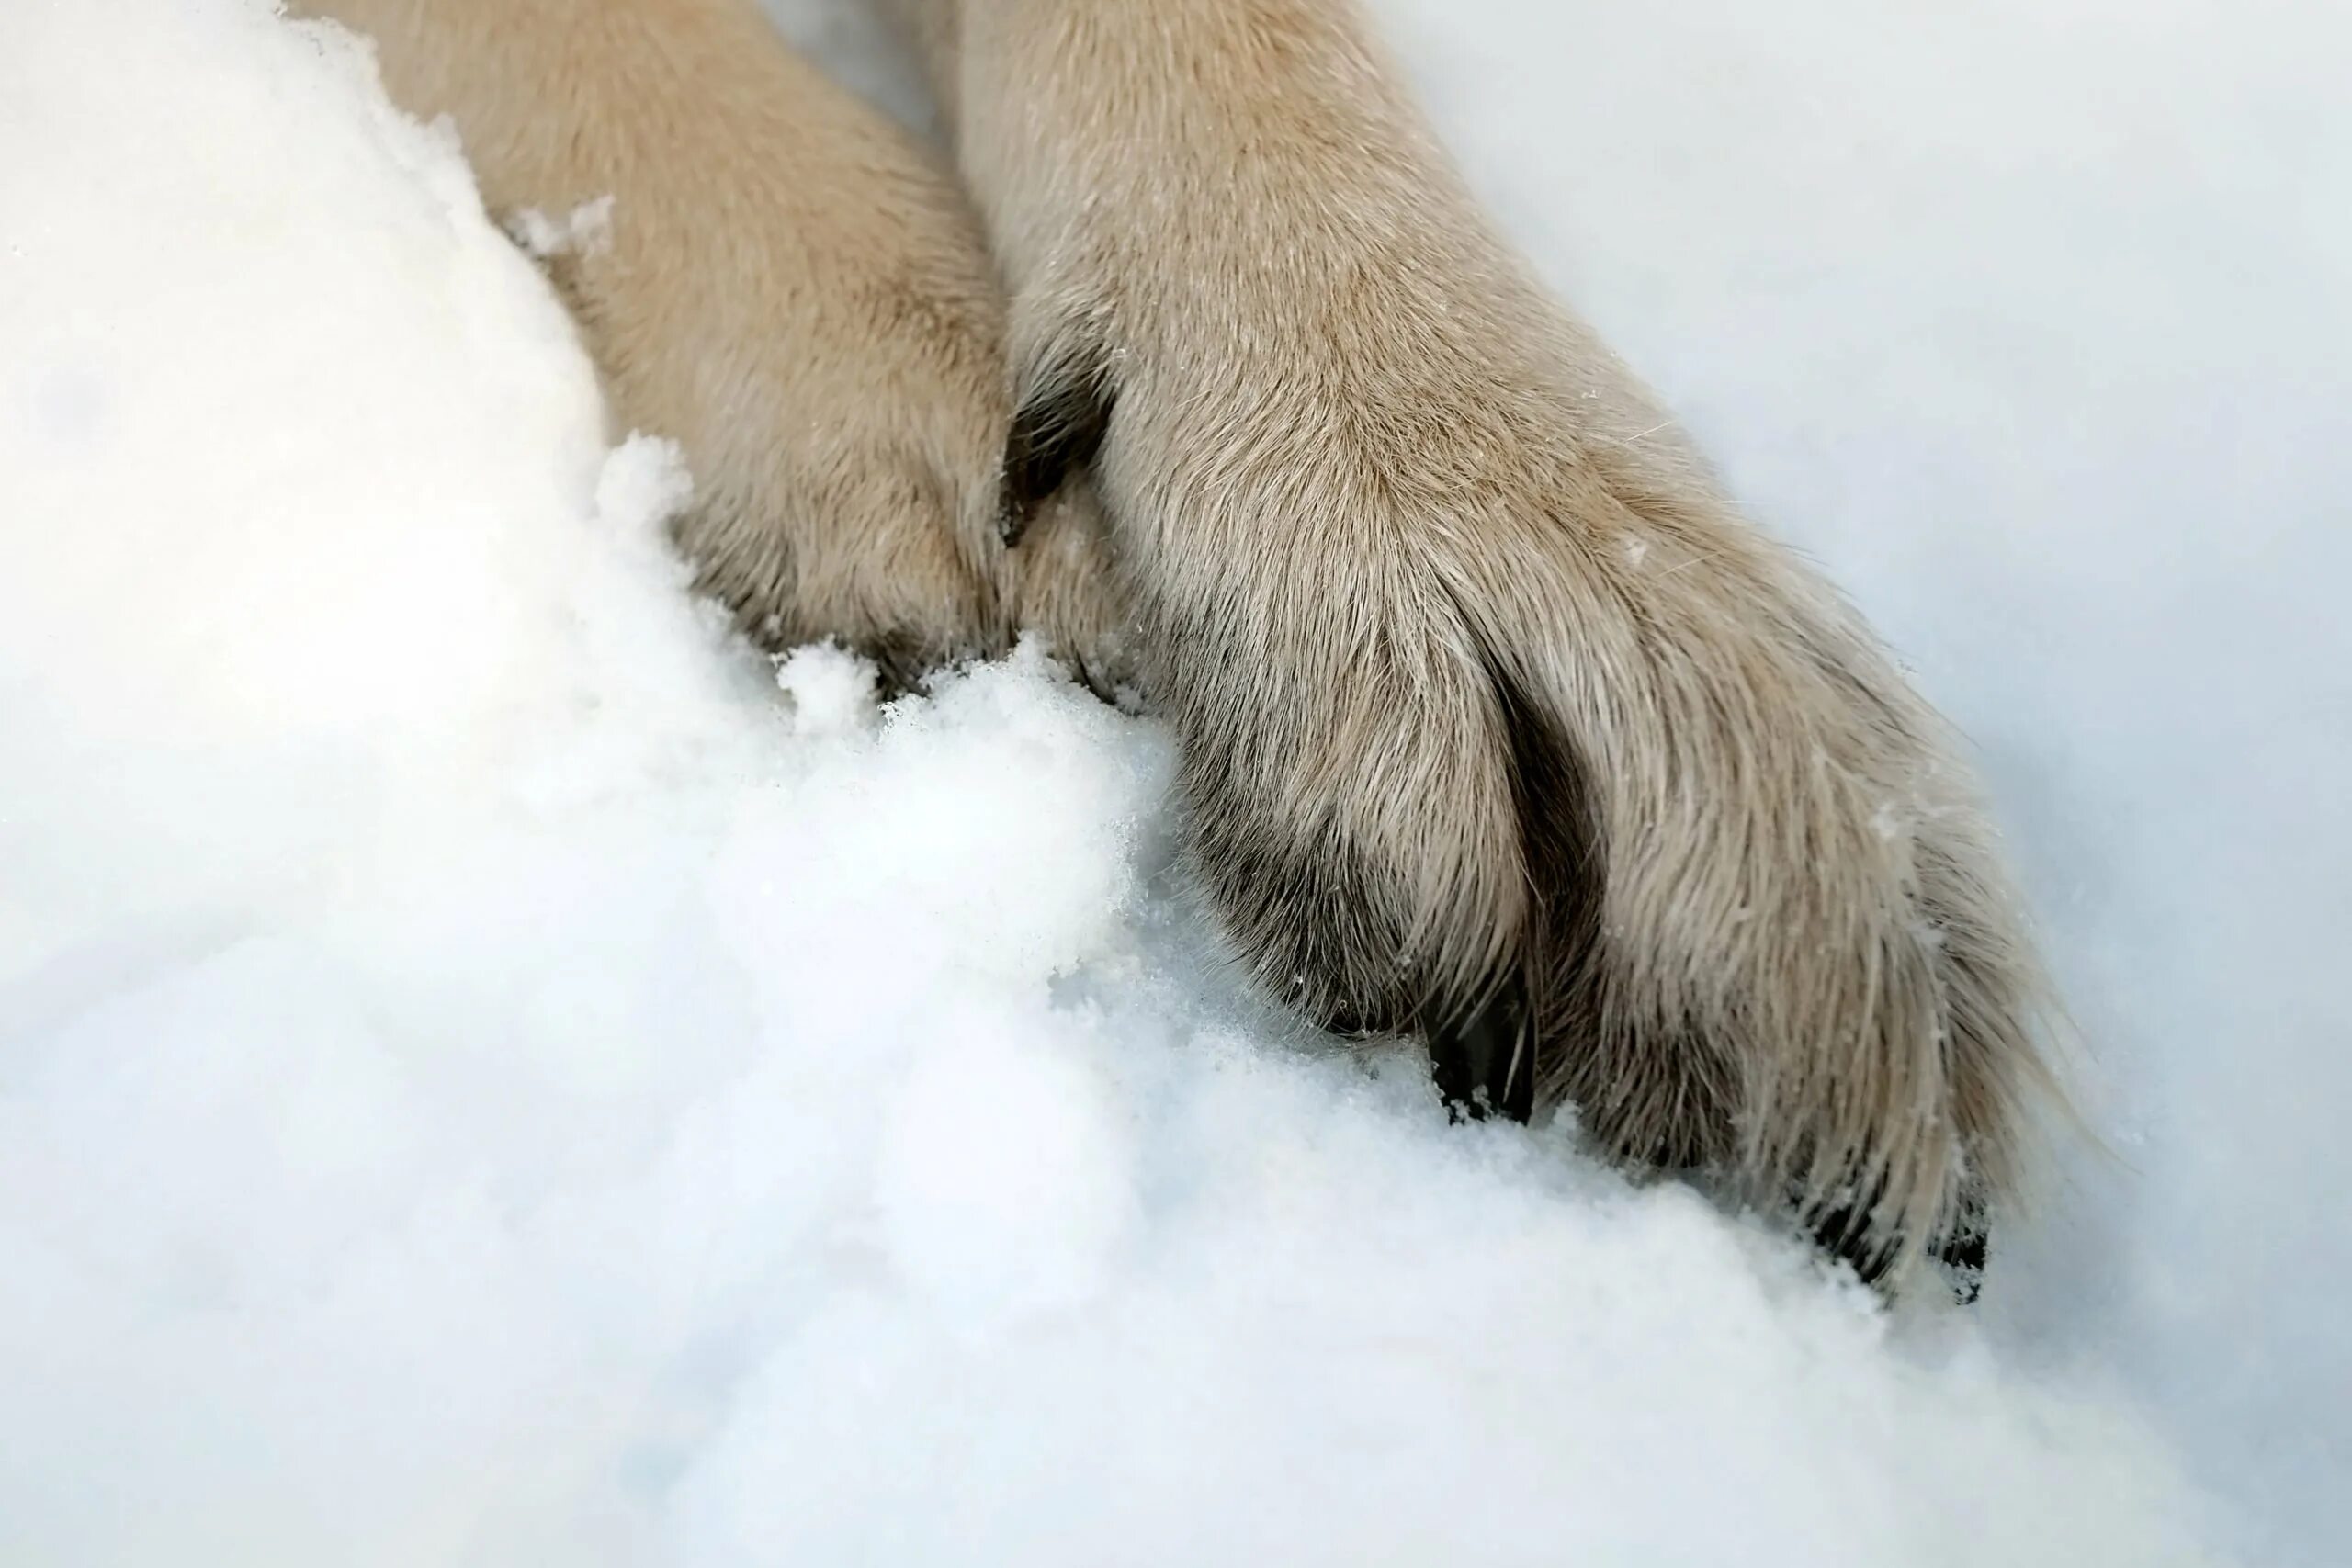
[1811, 1193, 1989, 1303]
[999, 329, 1116, 546]
[1430, 979, 1536, 1123]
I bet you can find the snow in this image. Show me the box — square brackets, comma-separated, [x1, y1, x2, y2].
[0, 0, 2342, 1563]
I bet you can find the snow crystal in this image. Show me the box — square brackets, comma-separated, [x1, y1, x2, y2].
[775, 643, 880, 739]
[511, 194, 618, 261]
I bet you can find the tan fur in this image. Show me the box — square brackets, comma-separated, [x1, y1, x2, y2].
[290, 0, 1127, 688]
[300, 0, 2064, 1286]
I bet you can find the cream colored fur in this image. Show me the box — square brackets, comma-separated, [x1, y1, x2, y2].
[299, 0, 2064, 1286]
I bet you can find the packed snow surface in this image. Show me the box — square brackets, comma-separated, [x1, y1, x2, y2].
[2, 0, 2344, 1563]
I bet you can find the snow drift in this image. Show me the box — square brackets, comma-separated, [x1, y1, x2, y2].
[1, 0, 2343, 1563]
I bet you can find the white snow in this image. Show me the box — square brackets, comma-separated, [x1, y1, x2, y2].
[511, 196, 618, 263]
[0, 0, 2342, 1564]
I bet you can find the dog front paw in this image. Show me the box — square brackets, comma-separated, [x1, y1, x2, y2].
[1007, 206, 2057, 1286]
[308, 0, 1131, 690]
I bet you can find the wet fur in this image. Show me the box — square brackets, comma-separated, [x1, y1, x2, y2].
[300, 0, 2064, 1288]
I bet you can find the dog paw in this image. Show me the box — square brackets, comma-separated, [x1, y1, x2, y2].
[1006, 199, 2059, 1285]
[533, 73, 1121, 688]
[305, 0, 1129, 690]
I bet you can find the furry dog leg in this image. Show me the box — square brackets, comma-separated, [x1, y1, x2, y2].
[291, 0, 1126, 687]
[895, 0, 2062, 1286]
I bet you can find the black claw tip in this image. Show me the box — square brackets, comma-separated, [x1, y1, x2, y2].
[1000, 329, 1115, 547]
[1431, 980, 1536, 1124]
[1810, 1194, 1990, 1304]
